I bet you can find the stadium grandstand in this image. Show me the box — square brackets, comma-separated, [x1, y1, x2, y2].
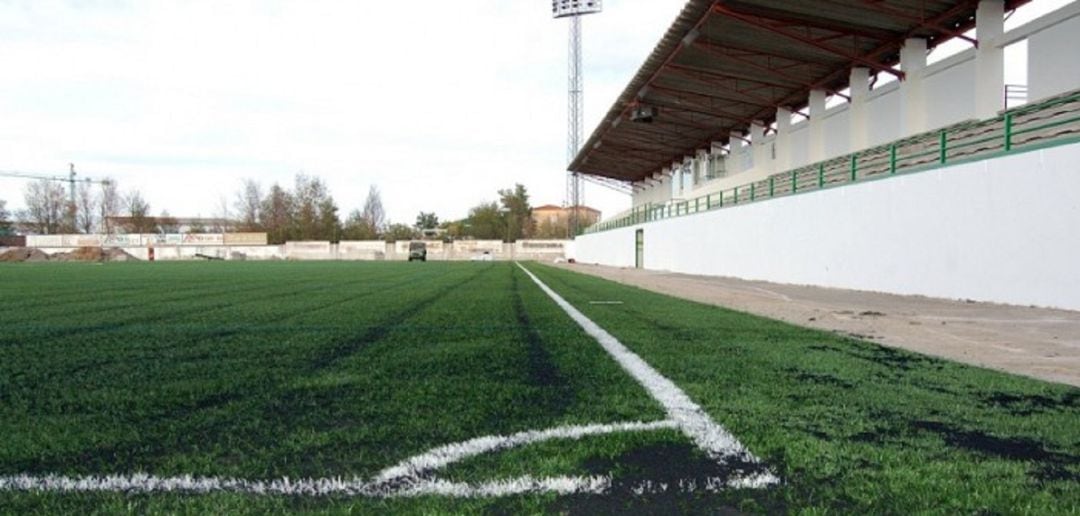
[569, 0, 1080, 311]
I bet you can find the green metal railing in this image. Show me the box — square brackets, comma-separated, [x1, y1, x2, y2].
[585, 88, 1080, 234]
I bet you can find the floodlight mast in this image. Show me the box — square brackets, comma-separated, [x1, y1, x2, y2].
[553, 1, 602, 237]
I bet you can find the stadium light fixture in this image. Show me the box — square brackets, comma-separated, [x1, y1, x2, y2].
[552, 0, 602, 19]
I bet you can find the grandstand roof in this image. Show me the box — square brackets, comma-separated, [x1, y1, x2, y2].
[569, 0, 1030, 183]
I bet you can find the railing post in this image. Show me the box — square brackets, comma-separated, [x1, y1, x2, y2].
[719, 191, 724, 207]
[695, 198, 700, 212]
[733, 186, 738, 204]
[939, 130, 947, 164]
[750, 182, 756, 201]
[850, 154, 857, 182]
[818, 163, 825, 188]
[769, 176, 775, 197]
[1004, 113, 1013, 152]
[791, 170, 798, 193]
[889, 144, 897, 174]
[705, 194, 711, 210]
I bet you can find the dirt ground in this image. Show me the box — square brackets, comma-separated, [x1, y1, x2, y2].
[0, 247, 135, 263]
[557, 263, 1080, 387]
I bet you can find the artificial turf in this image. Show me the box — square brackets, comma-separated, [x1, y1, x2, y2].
[0, 261, 1076, 514]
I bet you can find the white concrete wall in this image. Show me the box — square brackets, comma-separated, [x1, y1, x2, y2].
[788, 122, 809, 169]
[1028, 11, 1080, 103]
[577, 142, 1080, 310]
[924, 53, 976, 129]
[822, 104, 850, 160]
[867, 83, 901, 147]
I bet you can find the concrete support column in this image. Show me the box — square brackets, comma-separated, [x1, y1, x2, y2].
[750, 120, 768, 174]
[808, 89, 827, 162]
[975, 0, 1005, 118]
[711, 141, 726, 178]
[849, 67, 870, 151]
[730, 131, 746, 174]
[661, 167, 672, 199]
[900, 37, 928, 136]
[696, 149, 709, 184]
[775, 107, 792, 172]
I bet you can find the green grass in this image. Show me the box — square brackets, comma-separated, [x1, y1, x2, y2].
[0, 261, 1077, 514]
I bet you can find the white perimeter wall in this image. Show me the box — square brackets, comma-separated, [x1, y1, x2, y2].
[577, 143, 1080, 311]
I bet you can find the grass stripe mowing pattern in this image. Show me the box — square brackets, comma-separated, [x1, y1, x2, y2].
[0, 261, 1077, 513]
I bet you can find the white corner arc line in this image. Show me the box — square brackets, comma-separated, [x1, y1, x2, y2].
[515, 262, 779, 488]
[374, 420, 678, 483]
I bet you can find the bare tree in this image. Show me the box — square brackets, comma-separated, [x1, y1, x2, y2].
[235, 179, 263, 232]
[342, 209, 377, 240]
[126, 190, 154, 233]
[361, 185, 385, 237]
[23, 179, 67, 234]
[76, 181, 98, 234]
[99, 178, 121, 235]
[212, 195, 233, 233]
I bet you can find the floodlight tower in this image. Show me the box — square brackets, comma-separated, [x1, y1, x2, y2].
[552, 0, 602, 237]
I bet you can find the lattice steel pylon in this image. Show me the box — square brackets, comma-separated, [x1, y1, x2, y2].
[553, 1, 602, 237]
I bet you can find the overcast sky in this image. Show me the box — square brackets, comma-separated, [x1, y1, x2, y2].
[0, 0, 1072, 225]
[0, 0, 687, 224]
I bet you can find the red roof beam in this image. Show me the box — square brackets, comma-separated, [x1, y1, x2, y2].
[691, 40, 853, 100]
[712, 4, 905, 81]
[850, 0, 978, 46]
[659, 69, 779, 108]
[805, 0, 979, 94]
[666, 63, 802, 97]
[642, 98, 758, 128]
[718, 1, 897, 42]
[647, 83, 766, 111]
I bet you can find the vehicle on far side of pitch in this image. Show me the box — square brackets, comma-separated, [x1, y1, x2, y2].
[470, 251, 493, 262]
[408, 241, 427, 262]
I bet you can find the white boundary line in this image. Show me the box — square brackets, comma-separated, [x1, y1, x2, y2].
[0, 421, 676, 498]
[515, 263, 778, 488]
[0, 263, 778, 497]
[374, 420, 678, 483]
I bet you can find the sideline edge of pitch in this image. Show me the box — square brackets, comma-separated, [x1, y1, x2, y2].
[515, 262, 778, 488]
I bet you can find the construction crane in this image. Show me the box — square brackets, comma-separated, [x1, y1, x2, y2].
[0, 164, 111, 208]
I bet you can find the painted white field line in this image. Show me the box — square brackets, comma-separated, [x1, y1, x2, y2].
[0, 473, 612, 497]
[375, 419, 678, 483]
[516, 263, 779, 488]
[0, 421, 677, 497]
[0, 420, 682, 497]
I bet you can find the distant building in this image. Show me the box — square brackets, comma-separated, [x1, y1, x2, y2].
[531, 205, 601, 238]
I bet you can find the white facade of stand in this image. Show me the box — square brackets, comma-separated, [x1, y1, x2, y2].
[583, 2, 1080, 310]
[627, 1, 1080, 210]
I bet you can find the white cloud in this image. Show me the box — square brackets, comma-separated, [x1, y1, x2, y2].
[0, 0, 687, 223]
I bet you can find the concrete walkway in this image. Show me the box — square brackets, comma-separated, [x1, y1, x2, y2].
[555, 264, 1080, 387]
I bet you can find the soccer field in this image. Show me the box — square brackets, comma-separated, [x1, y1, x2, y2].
[0, 261, 1077, 513]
